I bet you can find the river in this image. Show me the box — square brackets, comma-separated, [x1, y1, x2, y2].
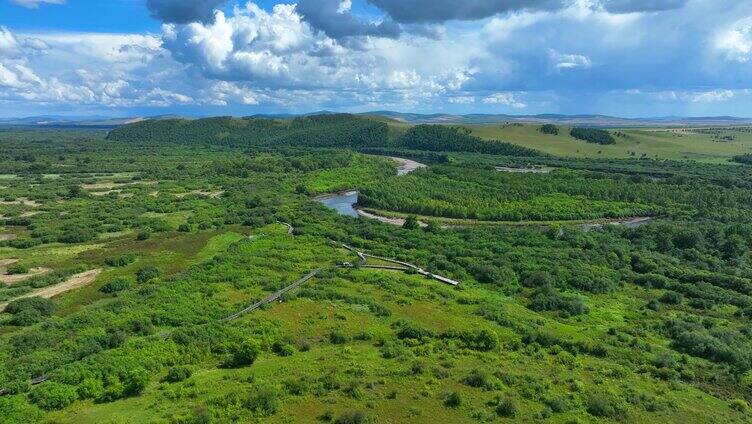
[315, 157, 425, 218]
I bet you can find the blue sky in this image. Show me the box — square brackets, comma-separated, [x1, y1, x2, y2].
[0, 0, 751, 118]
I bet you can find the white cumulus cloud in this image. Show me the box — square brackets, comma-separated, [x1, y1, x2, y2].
[482, 92, 527, 108]
[9, 0, 65, 9]
[691, 89, 734, 103]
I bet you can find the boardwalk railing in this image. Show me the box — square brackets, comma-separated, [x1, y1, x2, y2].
[221, 267, 326, 322]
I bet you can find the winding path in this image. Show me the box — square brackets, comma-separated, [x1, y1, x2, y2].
[0, 269, 101, 312]
[220, 229, 459, 322]
[221, 267, 327, 322]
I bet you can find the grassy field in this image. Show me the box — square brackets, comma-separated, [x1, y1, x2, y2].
[465, 123, 752, 163]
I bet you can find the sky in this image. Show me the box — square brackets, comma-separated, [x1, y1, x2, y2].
[0, 0, 751, 118]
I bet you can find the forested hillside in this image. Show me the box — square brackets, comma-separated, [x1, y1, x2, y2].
[106, 114, 389, 149]
[399, 125, 542, 156]
[108, 116, 543, 157]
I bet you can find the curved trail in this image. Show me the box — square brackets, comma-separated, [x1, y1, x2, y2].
[221, 226, 459, 322]
[221, 267, 327, 322]
[0, 269, 101, 312]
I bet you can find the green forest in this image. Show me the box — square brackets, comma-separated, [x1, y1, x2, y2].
[2, 117, 752, 423]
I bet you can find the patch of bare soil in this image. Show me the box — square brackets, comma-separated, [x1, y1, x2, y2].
[19, 211, 41, 218]
[90, 189, 122, 197]
[391, 157, 427, 176]
[0, 269, 101, 311]
[149, 191, 159, 197]
[356, 208, 428, 228]
[0, 234, 17, 242]
[81, 180, 157, 190]
[0, 259, 19, 270]
[0, 197, 39, 207]
[175, 190, 224, 199]
[0, 265, 52, 285]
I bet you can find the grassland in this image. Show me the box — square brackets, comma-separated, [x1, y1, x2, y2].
[465, 123, 752, 163]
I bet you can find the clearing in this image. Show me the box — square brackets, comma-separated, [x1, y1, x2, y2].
[0, 258, 52, 284]
[0, 197, 39, 207]
[174, 190, 224, 199]
[0, 269, 101, 311]
[81, 180, 157, 191]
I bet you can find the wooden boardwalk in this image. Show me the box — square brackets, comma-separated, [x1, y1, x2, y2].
[221, 268, 326, 322]
[222, 241, 460, 323]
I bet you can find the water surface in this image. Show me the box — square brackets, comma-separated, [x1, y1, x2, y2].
[315, 191, 359, 218]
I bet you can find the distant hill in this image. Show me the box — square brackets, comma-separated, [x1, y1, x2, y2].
[360, 112, 752, 127]
[4, 111, 752, 129]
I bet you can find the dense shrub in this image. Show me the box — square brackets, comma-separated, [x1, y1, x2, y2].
[539, 124, 559, 135]
[6, 263, 29, 275]
[570, 127, 615, 145]
[495, 396, 518, 417]
[246, 385, 279, 416]
[135, 266, 160, 284]
[99, 277, 131, 294]
[462, 369, 492, 389]
[529, 286, 589, 316]
[334, 410, 368, 424]
[0, 396, 44, 422]
[329, 330, 350, 344]
[122, 368, 150, 396]
[659, 291, 683, 305]
[444, 391, 462, 408]
[77, 378, 104, 400]
[226, 339, 261, 367]
[104, 253, 137, 267]
[29, 382, 77, 411]
[5, 297, 56, 317]
[163, 366, 192, 383]
[58, 225, 96, 244]
[586, 394, 625, 418]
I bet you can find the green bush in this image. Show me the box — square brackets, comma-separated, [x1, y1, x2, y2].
[444, 391, 462, 408]
[98, 380, 125, 403]
[495, 396, 518, 417]
[29, 382, 77, 411]
[246, 385, 279, 416]
[570, 127, 615, 145]
[163, 366, 192, 383]
[99, 277, 131, 294]
[10, 309, 43, 326]
[77, 378, 104, 400]
[462, 369, 491, 389]
[539, 124, 559, 135]
[122, 368, 150, 396]
[659, 291, 683, 305]
[104, 253, 136, 267]
[5, 297, 55, 317]
[0, 396, 44, 423]
[136, 266, 160, 284]
[6, 263, 29, 275]
[226, 339, 261, 367]
[402, 215, 420, 230]
[329, 330, 350, 344]
[586, 394, 624, 418]
[334, 410, 367, 424]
